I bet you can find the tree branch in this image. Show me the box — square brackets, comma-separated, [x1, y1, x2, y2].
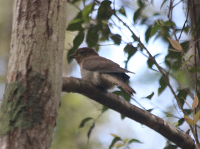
[62, 77, 195, 149]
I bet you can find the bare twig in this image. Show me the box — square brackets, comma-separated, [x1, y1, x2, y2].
[169, 0, 178, 41]
[178, 11, 189, 41]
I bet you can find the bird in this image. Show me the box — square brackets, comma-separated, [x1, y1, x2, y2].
[70, 47, 136, 95]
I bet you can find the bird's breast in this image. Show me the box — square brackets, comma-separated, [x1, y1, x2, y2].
[81, 69, 99, 81]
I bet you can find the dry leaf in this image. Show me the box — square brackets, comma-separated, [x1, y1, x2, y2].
[169, 48, 181, 52]
[193, 111, 200, 125]
[192, 93, 199, 109]
[167, 37, 183, 52]
[110, 134, 119, 137]
[184, 115, 194, 125]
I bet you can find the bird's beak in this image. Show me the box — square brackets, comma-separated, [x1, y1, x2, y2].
[69, 54, 75, 58]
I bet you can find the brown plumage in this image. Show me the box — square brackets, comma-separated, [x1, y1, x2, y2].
[70, 47, 136, 95]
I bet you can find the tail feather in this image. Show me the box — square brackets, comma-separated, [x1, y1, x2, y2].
[113, 77, 136, 95]
[119, 81, 136, 95]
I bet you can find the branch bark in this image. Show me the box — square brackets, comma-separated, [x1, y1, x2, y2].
[0, 0, 66, 148]
[63, 77, 196, 149]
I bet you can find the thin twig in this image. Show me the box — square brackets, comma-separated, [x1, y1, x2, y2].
[169, 0, 178, 41]
[112, 9, 185, 112]
[178, 11, 189, 41]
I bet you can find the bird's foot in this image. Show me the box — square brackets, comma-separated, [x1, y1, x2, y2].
[93, 84, 107, 93]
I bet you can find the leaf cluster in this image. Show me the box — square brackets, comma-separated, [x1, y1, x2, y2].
[66, 0, 200, 147]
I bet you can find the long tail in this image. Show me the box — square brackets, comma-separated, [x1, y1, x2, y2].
[119, 81, 136, 95]
[113, 77, 136, 95]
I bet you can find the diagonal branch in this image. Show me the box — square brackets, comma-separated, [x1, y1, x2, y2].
[62, 77, 195, 149]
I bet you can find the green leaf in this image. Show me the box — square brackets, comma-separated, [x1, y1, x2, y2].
[165, 60, 171, 68]
[121, 114, 125, 120]
[161, 26, 170, 40]
[172, 60, 182, 70]
[145, 26, 152, 43]
[67, 47, 77, 63]
[128, 139, 143, 144]
[164, 20, 176, 27]
[70, 0, 81, 4]
[78, 117, 93, 128]
[188, 55, 194, 61]
[132, 34, 139, 41]
[75, 11, 83, 19]
[177, 89, 188, 106]
[87, 122, 95, 143]
[154, 13, 160, 16]
[144, 92, 154, 100]
[137, 0, 145, 8]
[133, 8, 142, 23]
[110, 134, 120, 137]
[102, 105, 109, 113]
[165, 41, 189, 62]
[158, 76, 167, 95]
[109, 137, 122, 149]
[150, 24, 160, 37]
[73, 31, 84, 48]
[197, 16, 200, 26]
[181, 41, 190, 52]
[189, 67, 195, 73]
[147, 58, 154, 69]
[183, 26, 189, 34]
[97, 0, 112, 20]
[181, 60, 187, 70]
[68, 18, 82, 24]
[86, 25, 100, 47]
[94, 44, 100, 52]
[164, 144, 178, 149]
[113, 90, 130, 102]
[110, 34, 121, 45]
[66, 18, 83, 31]
[124, 44, 137, 67]
[146, 108, 154, 112]
[147, 54, 160, 70]
[118, 7, 126, 16]
[141, 17, 148, 24]
[178, 118, 185, 126]
[160, 0, 168, 9]
[185, 109, 192, 115]
[82, 3, 95, 22]
[115, 143, 125, 149]
[67, 31, 84, 63]
[100, 24, 111, 41]
[197, 76, 200, 88]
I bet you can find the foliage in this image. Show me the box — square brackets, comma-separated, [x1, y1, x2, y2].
[66, 0, 200, 148]
[51, 93, 103, 149]
[109, 134, 142, 149]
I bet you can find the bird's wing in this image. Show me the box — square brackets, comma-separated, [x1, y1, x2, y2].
[82, 56, 134, 74]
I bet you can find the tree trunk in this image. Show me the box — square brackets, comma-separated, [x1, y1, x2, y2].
[0, 0, 66, 148]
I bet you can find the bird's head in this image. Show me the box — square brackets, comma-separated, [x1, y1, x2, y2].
[70, 47, 99, 65]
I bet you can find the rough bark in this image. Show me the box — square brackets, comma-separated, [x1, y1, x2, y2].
[0, 0, 66, 149]
[62, 77, 196, 149]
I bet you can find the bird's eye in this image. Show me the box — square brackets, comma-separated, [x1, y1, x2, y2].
[79, 50, 84, 54]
